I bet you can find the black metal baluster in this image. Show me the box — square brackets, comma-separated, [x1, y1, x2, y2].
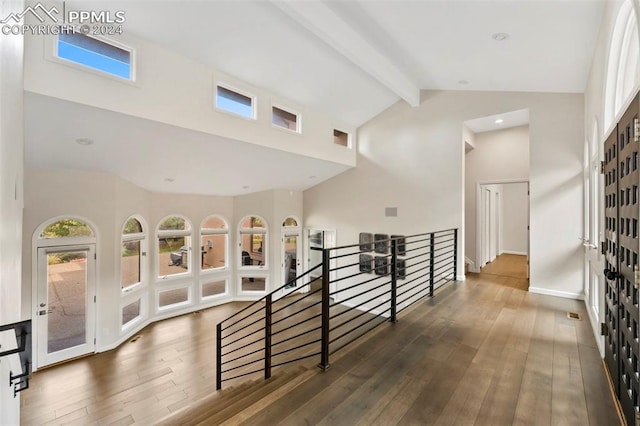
[390, 238, 397, 323]
[430, 233, 435, 297]
[319, 247, 331, 371]
[265, 294, 272, 380]
[216, 323, 222, 390]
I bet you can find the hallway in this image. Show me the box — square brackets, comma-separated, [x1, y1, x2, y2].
[477, 253, 529, 291]
[21, 270, 618, 425]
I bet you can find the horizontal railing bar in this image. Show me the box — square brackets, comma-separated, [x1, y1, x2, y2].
[329, 281, 391, 320]
[222, 346, 265, 365]
[403, 245, 431, 256]
[433, 243, 455, 253]
[404, 236, 432, 246]
[398, 268, 430, 287]
[433, 254, 454, 268]
[221, 333, 264, 354]
[329, 316, 389, 356]
[329, 273, 390, 298]
[272, 315, 322, 337]
[325, 229, 457, 252]
[272, 289, 321, 315]
[330, 260, 364, 273]
[221, 367, 264, 383]
[329, 249, 365, 261]
[330, 298, 392, 336]
[397, 288, 431, 313]
[221, 356, 264, 374]
[272, 301, 322, 326]
[223, 315, 265, 340]
[273, 326, 321, 346]
[272, 339, 322, 357]
[397, 281, 430, 306]
[404, 257, 430, 269]
[220, 304, 266, 333]
[272, 352, 321, 368]
[328, 270, 366, 285]
[432, 265, 455, 281]
[329, 306, 391, 345]
[220, 263, 322, 328]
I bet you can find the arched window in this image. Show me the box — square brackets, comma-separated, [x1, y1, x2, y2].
[121, 216, 146, 291]
[157, 215, 192, 278]
[604, 0, 639, 132]
[200, 215, 228, 271]
[282, 217, 299, 227]
[40, 218, 94, 239]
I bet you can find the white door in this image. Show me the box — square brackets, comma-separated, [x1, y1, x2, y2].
[282, 231, 302, 296]
[36, 245, 96, 367]
[483, 188, 491, 266]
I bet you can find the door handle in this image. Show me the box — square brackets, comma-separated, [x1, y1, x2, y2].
[38, 309, 54, 316]
[604, 269, 622, 280]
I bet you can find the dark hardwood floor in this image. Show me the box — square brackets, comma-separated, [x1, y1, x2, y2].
[21, 271, 619, 425]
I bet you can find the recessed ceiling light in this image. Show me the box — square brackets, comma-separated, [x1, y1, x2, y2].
[495, 119, 504, 124]
[458, 80, 469, 85]
[309, 175, 317, 180]
[492, 32, 510, 41]
[242, 185, 250, 189]
[75, 138, 94, 146]
[164, 177, 175, 182]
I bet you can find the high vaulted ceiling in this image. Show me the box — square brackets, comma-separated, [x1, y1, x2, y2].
[26, 1, 606, 196]
[65, 0, 605, 128]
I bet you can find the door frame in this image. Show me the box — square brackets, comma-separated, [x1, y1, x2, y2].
[31, 216, 99, 371]
[281, 227, 302, 298]
[475, 179, 530, 274]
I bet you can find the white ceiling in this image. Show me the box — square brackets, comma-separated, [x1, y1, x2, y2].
[26, 0, 606, 196]
[24, 93, 351, 196]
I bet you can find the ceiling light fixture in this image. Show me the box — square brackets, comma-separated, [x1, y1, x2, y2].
[309, 175, 317, 180]
[495, 119, 504, 124]
[242, 185, 250, 189]
[492, 32, 510, 41]
[164, 178, 175, 182]
[458, 80, 469, 85]
[75, 138, 94, 146]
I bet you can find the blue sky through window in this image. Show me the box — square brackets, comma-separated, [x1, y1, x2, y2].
[216, 86, 254, 118]
[57, 37, 131, 80]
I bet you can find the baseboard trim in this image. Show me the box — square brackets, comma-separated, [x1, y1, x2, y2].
[529, 286, 585, 300]
[456, 274, 466, 281]
[500, 250, 528, 256]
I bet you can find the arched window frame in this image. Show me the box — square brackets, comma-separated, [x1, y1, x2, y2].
[35, 216, 97, 247]
[604, 0, 640, 135]
[238, 215, 268, 270]
[200, 215, 229, 273]
[120, 215, 148, 293]
[156, 214, 193, 280]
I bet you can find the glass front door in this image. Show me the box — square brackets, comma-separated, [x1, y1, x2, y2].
[37, 245, 96, 367]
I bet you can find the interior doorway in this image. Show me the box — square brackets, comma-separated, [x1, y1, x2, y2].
[477, 181, 530, 286]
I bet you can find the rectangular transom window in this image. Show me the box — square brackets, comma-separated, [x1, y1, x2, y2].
[216, 85, 255, 119]
[334, 129, 350, 147]
[272, 106, 300, 132]
[57, 33, 133, 80]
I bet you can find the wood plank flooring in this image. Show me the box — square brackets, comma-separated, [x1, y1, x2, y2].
[21, 271, 619, 425]
[476, 253, 529, 291]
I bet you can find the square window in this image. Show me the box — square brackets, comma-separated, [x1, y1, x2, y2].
[241, 276, 266, 292]
[334, 129, 350, 147]
[159, 287, 189, 308]
[202, 280, 226, 298]
[57, 33, 132, 80]
[272, 106, 300, 132]
[216, 85, 254, 119]
[122, 299, 141, 326]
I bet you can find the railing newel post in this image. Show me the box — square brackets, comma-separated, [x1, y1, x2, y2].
[390, 238, 397, 323]
[216, 323, 222, 390]
[265, 294, 272, 380]
[429, 233, 435, 297]
[319, 247, 331, 371]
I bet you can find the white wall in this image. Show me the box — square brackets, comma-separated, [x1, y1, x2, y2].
[305, 90, 583, 299]
[23, 17, 356, 168]
[0, 0, 24, 422]
[502, 182, 529, 255]
[465, 125, 530, 269]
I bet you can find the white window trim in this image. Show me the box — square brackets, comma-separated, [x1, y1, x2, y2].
[44, 33, 137, 84]
[200, 228, 229, 274]
[238, 225, 268, 270]
[121, 296, 146, 332]
[271, 103, 302, 134]
[214, 82, 257, 121]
